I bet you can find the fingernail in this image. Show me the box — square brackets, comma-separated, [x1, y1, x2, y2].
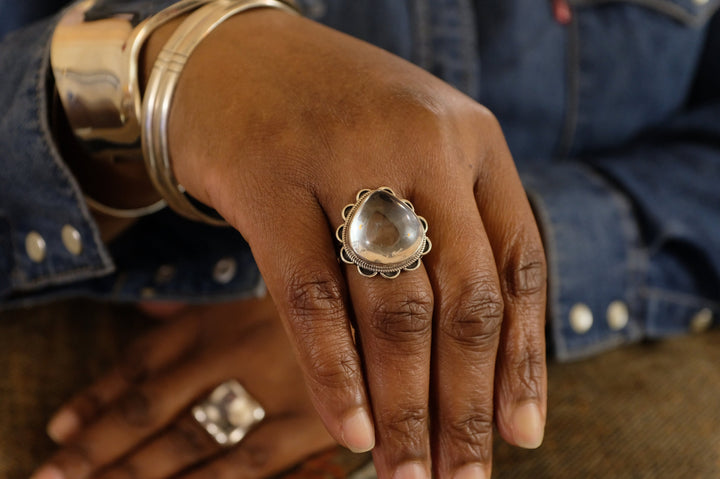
[341, 408, 375, 453]
[47, 410, 80, 443]
[30, 465, 65, 479]
[512, 402, 544, 449]
[453, 463, 488, 479]
[393, 462, 428, 479]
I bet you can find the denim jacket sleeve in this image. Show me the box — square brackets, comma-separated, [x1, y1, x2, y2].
[0, 13, 113, 302]
[519, 2, 720, 360]
[0, 1, 272, 309]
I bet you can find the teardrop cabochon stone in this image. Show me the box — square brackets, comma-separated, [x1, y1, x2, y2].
[343, 189, 427, 271]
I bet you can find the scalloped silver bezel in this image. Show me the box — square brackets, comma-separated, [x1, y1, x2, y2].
[335, 187, 432, 279]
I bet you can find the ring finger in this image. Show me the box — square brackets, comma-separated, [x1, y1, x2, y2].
[94, 413, 222, 479]
[179, 414, 335, 479]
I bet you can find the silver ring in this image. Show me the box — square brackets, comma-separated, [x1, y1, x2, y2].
[336, 187, 432, 279]
[192, 380, 265, 447]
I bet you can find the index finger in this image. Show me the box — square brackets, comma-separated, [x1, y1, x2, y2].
[242, 189, 376, 454]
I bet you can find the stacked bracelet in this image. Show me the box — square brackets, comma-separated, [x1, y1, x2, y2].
[51, 0, 219, 217]
[141, 0, 300, 226]
[52, 0, 300, 222]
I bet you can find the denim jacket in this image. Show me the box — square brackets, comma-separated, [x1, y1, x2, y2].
[1, 0, 718, 360]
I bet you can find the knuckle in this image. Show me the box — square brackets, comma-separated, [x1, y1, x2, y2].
[284, 270, 345, 325]
[116, 388, 153, 428]
[306, 346, 362, 390]
[470, 104, 502, 138]
[502, 243, 547, 300]
[447, 411, 494, 460]
[368, 289, 433, 343]
[71, 390, 103, 423]
[480, 107, 502, 131]
[117, 341, 150, 384]
[509, 344, 546, 397]
[379, 406, 429, 446]
[230, 445, 271, 471]
[282, 270, 363, 392]
[196, 447, 270, 479]
[469, 106, 508, 173]
[168, 421, 218, 457]
[384, 85, 447, 125]
[440, 277, 504, 348]
[376, 85, 454, 157]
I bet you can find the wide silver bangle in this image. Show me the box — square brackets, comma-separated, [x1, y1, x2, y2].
[142, 0, 300, 226]
[51, 0, 216, 217]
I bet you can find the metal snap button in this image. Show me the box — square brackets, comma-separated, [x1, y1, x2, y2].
[25, 231, 47, 263]
[690, 308, 713, 333]
[213, 257, 237, 285]
[61, 225, 83, 256]
[569, 303, 593, 334]
[606, 300, 629, 331]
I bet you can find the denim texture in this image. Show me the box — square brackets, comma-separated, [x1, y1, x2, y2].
[0, 0, 718, 360]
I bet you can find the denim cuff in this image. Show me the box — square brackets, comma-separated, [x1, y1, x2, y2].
[3, 209, 266, 310]
[0, 14, 115, 300]
[520, 161, 646, 361]
[1, 4, 267, 308]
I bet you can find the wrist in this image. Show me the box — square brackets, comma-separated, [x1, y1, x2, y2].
[141, 3, 299, 224]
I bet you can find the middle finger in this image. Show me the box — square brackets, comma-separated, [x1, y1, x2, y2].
[339, 188, 435, 479]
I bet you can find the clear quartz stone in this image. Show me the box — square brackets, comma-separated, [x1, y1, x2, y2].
[348, 190, 424, 266]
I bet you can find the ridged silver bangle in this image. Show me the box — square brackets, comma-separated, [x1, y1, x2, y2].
[142, 0, 300, 226]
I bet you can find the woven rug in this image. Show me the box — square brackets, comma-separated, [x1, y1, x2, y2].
[1, 301, 718, 478]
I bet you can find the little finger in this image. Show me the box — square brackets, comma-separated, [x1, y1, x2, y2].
[473, 127, 547, 450]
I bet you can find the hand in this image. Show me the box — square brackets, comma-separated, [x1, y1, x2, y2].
[32, 298, 335, 479]
[146, 9, 548, 478]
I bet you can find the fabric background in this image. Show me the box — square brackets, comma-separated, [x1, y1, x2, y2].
[0, 301, 718, 478]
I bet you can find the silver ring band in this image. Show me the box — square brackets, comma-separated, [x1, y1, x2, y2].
[192, 379, 266, 447]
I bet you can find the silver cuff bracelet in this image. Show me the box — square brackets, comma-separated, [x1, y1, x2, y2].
[51, 0, 220, 217]
[51, 0, 216, 161]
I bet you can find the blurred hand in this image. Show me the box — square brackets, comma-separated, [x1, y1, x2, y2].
[146, 9, 549, 478]
[32, 297, 335, 479]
